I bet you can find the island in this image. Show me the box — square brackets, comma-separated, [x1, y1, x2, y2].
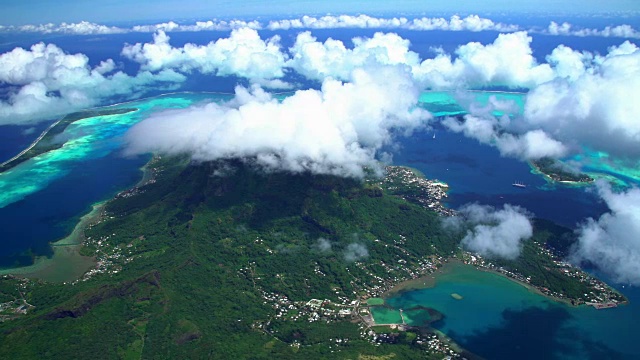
[530, 157, 594, 184]
[0, 157, 626, 359]
[0, 108, 137, 173]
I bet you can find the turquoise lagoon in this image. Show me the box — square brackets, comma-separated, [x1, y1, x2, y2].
[380, 262, 638, 359]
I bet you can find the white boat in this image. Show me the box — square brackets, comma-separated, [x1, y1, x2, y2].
[512, 181, 527, 188]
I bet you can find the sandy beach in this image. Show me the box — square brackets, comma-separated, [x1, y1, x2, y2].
[383, 260, 459, 297]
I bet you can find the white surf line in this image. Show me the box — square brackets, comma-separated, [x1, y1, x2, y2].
[0, 92, 234, 169]
[0, 118, 63, 168]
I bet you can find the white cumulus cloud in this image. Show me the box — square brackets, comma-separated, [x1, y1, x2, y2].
[121, 29, 287, 81]
[444, 204, 533, 259]
[546, 21, 640, 39]
[414, 31, 555, 89]
[288, 31, 556, 89]
[572, 182, 640, 285]
[524, 41, 640, 160]
[0, 42, 185, 124]
[287, 31, 420, 82]
[268, 14, 518, 32]
[131, 19, 261, 33]
[124, 66, 430, 177]
[8, 21, 127, 35]
[117, 27, 566, 93]
[440, 39, 640, 162]
[5, 16, 639, 41]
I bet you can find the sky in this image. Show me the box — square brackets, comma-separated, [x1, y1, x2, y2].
[1, 0, 639, 25]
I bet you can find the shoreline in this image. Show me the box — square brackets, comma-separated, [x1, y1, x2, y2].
[0, 202, 104, 282]
[0, 157, 155, 283]
[0, 118, 63, 168]
[528, 161, 593, 187]
[382, 260, 578, 308]
[385, 258, 628, 310]
[472, 264, 577, 306]
[382, 261, 453, 298]
[1, 108, 138, 174]
[136, 155, 156, 186]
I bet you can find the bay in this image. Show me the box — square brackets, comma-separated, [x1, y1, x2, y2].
[383, 262, 638, 359]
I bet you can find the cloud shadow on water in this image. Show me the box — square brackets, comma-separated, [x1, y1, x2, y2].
[449, 305, 626, 360]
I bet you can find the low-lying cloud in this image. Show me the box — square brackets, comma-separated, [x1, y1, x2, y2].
[444, 204, 533, 259]
[439, 40, 640, 162]
[314, 238, 332, 253]
[443, 114, 567, 160]
[571, 182, 640, 285]
[287, 31, 419, 82]
[124, 66, 429, 177]
[343, 243, 369, 262]
[414, 31, 556, 89]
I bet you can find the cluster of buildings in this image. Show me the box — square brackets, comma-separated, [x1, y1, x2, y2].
[553, 260, 625, 307]
[373, 166, 457, 216]
[115, 156, 165, 200]
[351, 252, 446, 299]
[358, 324, 465, 358]
[0, 276, 34, 322]
[115, 187, 144, 199]
[256, 286, 467, 358]
[418, 334, 464, 359]
[255, 290, 361, 325]
[460, 248, 625, 307]
[462, 252, 531, 283]
[242, 228, 471, 357]
[77, 230, 138, 283]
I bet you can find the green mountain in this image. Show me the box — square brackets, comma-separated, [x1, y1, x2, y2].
[0, 158, 458, 359]
[0, 157, 622, 359]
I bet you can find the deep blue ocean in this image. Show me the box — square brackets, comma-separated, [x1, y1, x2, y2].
[393, 122, 610, 227]
[0, 26, 638, 358]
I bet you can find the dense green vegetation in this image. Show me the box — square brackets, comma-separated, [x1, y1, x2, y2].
[0, 159, 452, 359]
[0, 157, 609, 358]
[0, 108, 137, 172]
[531, 157, 593, 183]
